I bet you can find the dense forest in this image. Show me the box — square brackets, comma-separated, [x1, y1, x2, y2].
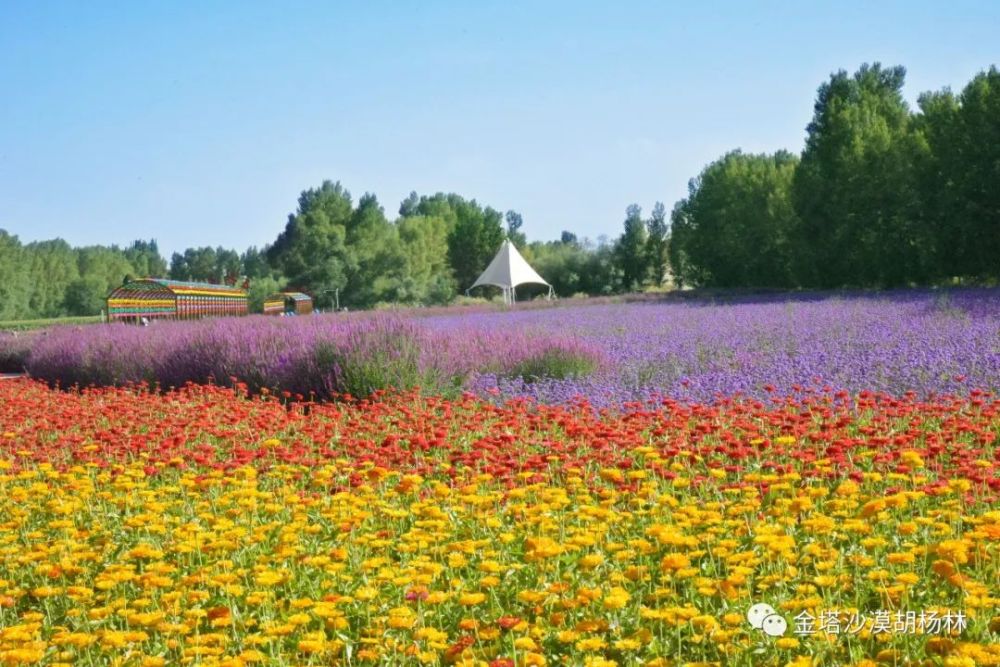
[670, 64, 1000, 289]
[1, 63, 997, 320]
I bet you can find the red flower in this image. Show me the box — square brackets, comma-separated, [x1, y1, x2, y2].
[497, 616, 522, 630]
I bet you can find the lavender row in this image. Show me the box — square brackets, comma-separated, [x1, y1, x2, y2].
[16, 313, 601, 400]
[428, 289, 1000, 407]
[4, 288, 999, 406]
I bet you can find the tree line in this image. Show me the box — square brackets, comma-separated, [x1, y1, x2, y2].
[670, 63, 1000, 288]
[1, 62, 996, 320]
[0, 184, 673, 318]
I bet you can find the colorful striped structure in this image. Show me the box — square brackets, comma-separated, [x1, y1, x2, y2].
[106, 279, 248, 321]
[263, 292, 313, 316]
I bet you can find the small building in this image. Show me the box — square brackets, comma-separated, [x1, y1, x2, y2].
[106, 278, 248, 322]
[263, 292, 313, 316]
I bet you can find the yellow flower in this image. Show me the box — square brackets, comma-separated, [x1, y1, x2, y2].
[514, 637, 538, 650]
[900, 450, 924, 468]
[575, 637, 607, 652]
[660, 553, 691, 571]
[459, 592, 486, 606]
[603, 587, 630, 610]
[613, 638, 641, 651]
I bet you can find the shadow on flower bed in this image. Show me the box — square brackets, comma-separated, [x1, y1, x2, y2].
[0, 333, 32, 373]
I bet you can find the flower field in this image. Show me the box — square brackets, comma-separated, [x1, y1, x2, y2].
[4, 289, 999, 408]
[1, 378, 997, 666]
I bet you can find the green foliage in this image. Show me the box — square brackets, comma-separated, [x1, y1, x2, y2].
[523, 237, 620, 296]
[671, 62, 998, 289]
[916, 67, 1000, 282]
[793, 63, 930, 287]
[267, 181, 353, 307]
[505, 210, 527, 248]
[615, 204, 648, 291]
[6, 60, 997, 319]
[246, 275, 286, 313]
[311, 334, 426, 398]
[0, 316, 103, 332]
[0, 231, 31, 321]
[64, 275, 110, 316]
[25, 239, 79, 317]
[398, 215, 457, 304]
[72, 246, 137, 315]
[124, 240, 167, 278]
[169, 246, 242, 284]
[670, 150, 801, 288]
[503, 348, 600, 383]
[645, 202, 669, 287]
[343, 193, 408, 307]
[170, 247, 217, 282]
[0, 232, 171, 320]
[403, 193, 507, 293]
[445, 200, 506, 292]
[240, 246, 273, 279]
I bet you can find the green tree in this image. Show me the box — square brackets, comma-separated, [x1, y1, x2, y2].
[124, 240, 167, 278]
[645, 202, 669, 287]
[398, 191, 420, 218]
[793, 63, 929, 287]
[522, 239, 591, 296]
[505, 210, 527, 247]
[917, 67, 1000, 281]
[267, 181, 353, 308]
[246, 275, 285, 313]
[615, 204, 648, 291]
[25, 239, 80, 317]
[582, 237, 622, 295]
[215, 248, 241, 283]
[170, 247, 221, 282]
[402, 193, 506, 293]
[72, 246, 138, 315]
[64, 275, 110, 316]
[343, 193, 407, 307]
[169, 252, 191, 281]
[241, 246, 275, 279]
[398, 215, 456, 304]
[0, 230, 31, 320]
[668, 199, 697, 289]
[449, 203, 505, 292]
[668, 150, 801, 288]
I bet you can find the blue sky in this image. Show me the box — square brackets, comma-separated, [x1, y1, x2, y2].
[1, 1, 998, 258]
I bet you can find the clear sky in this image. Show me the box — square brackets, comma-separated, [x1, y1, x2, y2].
[1, 1, 998, 258]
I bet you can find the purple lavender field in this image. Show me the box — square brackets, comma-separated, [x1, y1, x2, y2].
[446, 289, 1000, 407]
[5, 289, 999, 406]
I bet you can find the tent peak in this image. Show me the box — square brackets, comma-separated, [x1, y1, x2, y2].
[467, 240, 553, 305]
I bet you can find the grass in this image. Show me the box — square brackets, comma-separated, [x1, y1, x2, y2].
[0, 315, 102, 332]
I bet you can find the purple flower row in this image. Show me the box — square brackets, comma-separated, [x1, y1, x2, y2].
[4, 288, 998, 407]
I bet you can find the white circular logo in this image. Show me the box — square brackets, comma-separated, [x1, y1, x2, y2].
[747, 603, 788, 637]
[747, 603, 776, 629]
[761, 613, 788, 637]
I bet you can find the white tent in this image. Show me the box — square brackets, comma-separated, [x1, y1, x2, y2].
[467, 239, 553, 305]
